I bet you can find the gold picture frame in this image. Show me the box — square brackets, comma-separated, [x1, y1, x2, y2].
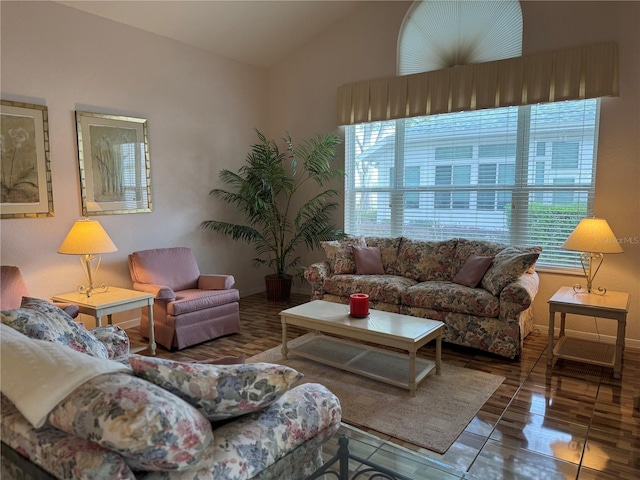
[1, 100, 54, 219]
[76, 111, 152, 215]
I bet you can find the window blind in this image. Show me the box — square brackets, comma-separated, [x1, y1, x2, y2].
[344, 99, 599, 268]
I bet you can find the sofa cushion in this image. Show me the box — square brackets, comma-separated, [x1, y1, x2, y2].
[353, 246, 385, 274]
[481, 247, 541, 296]
[324, 274, 416, 305]
[167, 288, 240, 315]
[128, 355, 303, 421]
[1, 297, 108, 359]
[452, 254, 494, 288]
[365, 236, 403, 275]
[48, 372, 214, 472]
[403, 281, 500, 317]
[398, 238, 459, 282]
[321, 236, 366, 274]
[0, 323, 131, 429]
[1, 394, 137, 480]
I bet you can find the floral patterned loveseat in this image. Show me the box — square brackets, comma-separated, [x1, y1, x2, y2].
[305, 237, 541, 359]
[0, 298, 341, 480]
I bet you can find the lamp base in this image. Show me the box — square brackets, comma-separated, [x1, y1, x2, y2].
[572, 284, 607, 296]
[78, 254, 109, 297]
[576, 252, 608, 296]
[77, 283, 109, 298]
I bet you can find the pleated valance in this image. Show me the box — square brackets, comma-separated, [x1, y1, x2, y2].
[337, 42, 618, 125]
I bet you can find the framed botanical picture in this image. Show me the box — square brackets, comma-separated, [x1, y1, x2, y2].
[1, 100, 54, 218]
[76, 111, 152, 215]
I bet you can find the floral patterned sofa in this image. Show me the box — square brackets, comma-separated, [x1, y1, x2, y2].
[305, 237, 541, 359]
[0, 298, 341, 480]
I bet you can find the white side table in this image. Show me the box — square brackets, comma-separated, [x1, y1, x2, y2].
[52, 286, 156, 356]
[547, 286, 629, 379]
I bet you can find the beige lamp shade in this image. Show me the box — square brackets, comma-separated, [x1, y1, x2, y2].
[561, 218, 623, 254]
[58, 218, 118, 255]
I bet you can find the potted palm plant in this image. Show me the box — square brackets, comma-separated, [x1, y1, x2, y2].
[201, 129, 345, 301]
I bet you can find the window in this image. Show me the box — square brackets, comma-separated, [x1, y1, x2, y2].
[551, 141, 580, 169]
[435, 165, 471, 209]
[478, 163, 515, 211]
[344, 99, 600, 268]
[404, 166, 421, 209]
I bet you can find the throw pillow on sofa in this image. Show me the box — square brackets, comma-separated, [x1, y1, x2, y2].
[353, 246, 385, 274]
[128, 355, 303, 421]
[452, 254, 494, 288]
[481, 247, 541, 295]
[1, 297, 108, 359]
[48, 372, 214, 472]
[321, 236, 366, 274]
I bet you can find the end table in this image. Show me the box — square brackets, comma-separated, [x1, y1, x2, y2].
[547, 286, 629, 379]
[52, 286, 156, 356]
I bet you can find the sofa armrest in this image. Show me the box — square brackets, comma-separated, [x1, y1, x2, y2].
[198, 274, 235, 290]
[1, 395, 136, 479]
[198, 383, 341, 478]
[304, 262, 331, 300]
[89, 325, 130, 363]
[131, 282, 176, 301]
[499, 271, 540, 322]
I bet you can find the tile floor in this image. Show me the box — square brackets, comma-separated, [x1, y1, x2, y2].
[127, 292, 640, 479]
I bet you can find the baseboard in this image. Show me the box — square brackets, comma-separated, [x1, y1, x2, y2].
[534, 323, 640, 351]
[239, 285, 310, 297]
[117, 318, 140, 330]
[239, 286, 267, 297]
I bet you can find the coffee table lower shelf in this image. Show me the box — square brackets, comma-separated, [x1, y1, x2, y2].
[288, 334, 436, 393]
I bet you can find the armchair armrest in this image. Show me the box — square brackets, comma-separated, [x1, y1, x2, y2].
[198, 274, 235, 290]
[52, 302, 80, 319]
[131, 282, 176, 302]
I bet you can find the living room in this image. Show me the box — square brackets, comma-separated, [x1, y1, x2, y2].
[1, 0, 638, 343]
[1, 0, 639, 478]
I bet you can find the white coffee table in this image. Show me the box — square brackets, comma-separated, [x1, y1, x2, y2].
[280, 300, 443, 396]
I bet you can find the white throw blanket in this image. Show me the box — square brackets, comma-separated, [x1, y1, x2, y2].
[0, 323, 131, 427]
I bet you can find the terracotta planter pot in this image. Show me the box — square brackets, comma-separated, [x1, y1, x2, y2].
[264, 274, 292, 302]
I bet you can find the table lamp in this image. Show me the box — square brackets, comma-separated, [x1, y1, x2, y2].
[58, 218, 118, 297]
[561, 217, 622, 295]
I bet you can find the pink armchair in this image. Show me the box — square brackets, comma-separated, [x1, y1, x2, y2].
[127, 247, 240, 350]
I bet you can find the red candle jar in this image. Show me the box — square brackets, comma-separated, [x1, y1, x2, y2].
[349, 293, 369, 317]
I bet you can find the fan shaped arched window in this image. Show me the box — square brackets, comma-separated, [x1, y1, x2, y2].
[398, 0, 523, 75]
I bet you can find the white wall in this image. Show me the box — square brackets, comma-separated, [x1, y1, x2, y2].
[269, 1, 640, 345]
[1, 1, 270, 326]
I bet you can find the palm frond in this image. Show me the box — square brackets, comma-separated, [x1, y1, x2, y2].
[202, 129, 345, 277]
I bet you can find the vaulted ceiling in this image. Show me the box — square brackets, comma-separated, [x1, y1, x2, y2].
[56, 1, 367, 68]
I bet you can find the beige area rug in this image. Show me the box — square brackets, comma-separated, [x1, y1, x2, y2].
[248, 333, 504, 454]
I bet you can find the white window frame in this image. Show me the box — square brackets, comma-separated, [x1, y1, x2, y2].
[344, 99, 600, 268]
